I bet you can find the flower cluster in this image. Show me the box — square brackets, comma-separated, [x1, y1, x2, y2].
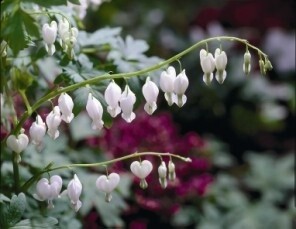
[42, 19, 78, 57]
[200, 48, 228, 85]
[6, 66, 188, 157]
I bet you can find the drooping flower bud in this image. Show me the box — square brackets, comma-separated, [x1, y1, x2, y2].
[33, 175, 63, 209]
[58, 93, 74, 123]
[130, 160, 153, 189]
[168, 160, 176, 181]
[200, 49, 215, 85]
[67, 174, 82, 212]
[6, 131, 29, 160]
[174, 70, 189, 107]
[104, 80, 122, 117]
[120, 85, 136, 123]
[259, 59, 266, 75]
[243, 51, 251, 75]
[214, 48, 228, 84]
[29, 115, 46, 146]
[96, 172, 120, 202]
[159, 66, 176, 106]
[86, 93, 104, 130]
[42, 21, 57, 55]
[158, 161, 168, 189]
[142, 77, 159, 115]
[46, 106, 62, 140]
[264, 59, 273, 71]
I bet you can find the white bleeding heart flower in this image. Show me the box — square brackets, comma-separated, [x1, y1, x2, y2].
[67, 174, 82, 212]
[58, 19, 70, 41]
[46, 106, 62, 139]
[168, 160, 176, 181]
[160, 66, 177, 106]
[142, 77, 159, 115]
[33, 175, 63, 209]
[29, 115, 46, 146]
[214, 48, 228, 84]
[119, 85, 136, 123]
[104, 80, 122, 117]
[86, 93, 104, 130]
[96, 172, 120, 202]
[58, 93, 74, 123]
[243, 51, 251, 75]
[200, 49, 215, 85]
[174, 70, 189, 107]
[42, 21, 57, 55]
[158, 161, 168, 189]
[6, 133, 29, 154]
[130, 160, 153, 189]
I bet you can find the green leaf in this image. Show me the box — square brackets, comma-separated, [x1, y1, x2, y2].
[22, 11, 40, 38]
[7, 193, 26, 226]
[10, 217, 58, 229]
[68, 0, 80, 5]
[69, 113, 100, 141]
[1, 8, 40, 55]
[2, 9, 27, 55]
[22, 0, 67, 7]
[0, 194, 10, 203]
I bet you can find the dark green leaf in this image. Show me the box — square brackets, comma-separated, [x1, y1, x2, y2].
[68, 0, 80, 4]
[1, 10, 27, 55]
[22, 0, 67, 7]
[54, 72, 74, 85]
[22, 11, 40, 38]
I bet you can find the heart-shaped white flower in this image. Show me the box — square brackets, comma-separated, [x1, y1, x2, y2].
[6, 133, 29, 154]
[96, 173, 120, 193]
[96, 173, 120, 202]
[130, 160, 153, 179]
[33, 175, 63, 209]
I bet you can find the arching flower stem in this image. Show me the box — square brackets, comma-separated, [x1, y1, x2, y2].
[20, 152, 191, 193]
[7, 36, 269, 138]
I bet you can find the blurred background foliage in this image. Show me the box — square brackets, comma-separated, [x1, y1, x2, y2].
[81, 0, 296, 227]
[1, 0, 295, 228]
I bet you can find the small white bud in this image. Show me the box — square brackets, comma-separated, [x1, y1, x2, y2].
[243, 51, 251, 75]
[158, 161, 168, 189]
[86, 93, 104, 130]
[120, 85, 136, 123]
[168, 160, 176, 181]
[142, 77, 159, 115]
[58, 93, 74, 123]
[46, 106, 62, 140]
[29, 115, 46, 146]
[104, 80, 122, 117]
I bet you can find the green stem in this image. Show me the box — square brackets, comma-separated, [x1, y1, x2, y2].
[21, 152, 191, 192]
[12, 152, 20, 193]
[19, 90, 32, 114]
[8, 36, 269, 137]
